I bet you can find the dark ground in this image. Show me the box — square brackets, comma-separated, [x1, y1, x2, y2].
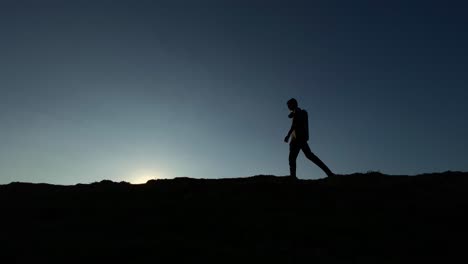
[1, 172, 467, 263]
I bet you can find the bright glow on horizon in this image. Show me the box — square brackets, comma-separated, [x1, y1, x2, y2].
[128, 169, 163, 184]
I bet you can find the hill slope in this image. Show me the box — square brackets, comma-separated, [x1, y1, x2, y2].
[1, 172, 467, 263]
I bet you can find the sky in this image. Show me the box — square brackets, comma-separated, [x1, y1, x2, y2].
[1, 0, 467, 184]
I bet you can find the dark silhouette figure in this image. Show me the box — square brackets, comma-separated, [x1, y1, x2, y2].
[284, 98, 334, 178]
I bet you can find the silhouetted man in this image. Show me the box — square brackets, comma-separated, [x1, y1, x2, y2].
[284, 98, 334, 179]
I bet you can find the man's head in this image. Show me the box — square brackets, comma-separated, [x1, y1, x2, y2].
[287, 98, 298, 111]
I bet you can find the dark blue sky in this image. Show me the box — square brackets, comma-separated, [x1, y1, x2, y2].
[1, 0, 467, 184]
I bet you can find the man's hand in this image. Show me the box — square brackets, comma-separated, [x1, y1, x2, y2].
[284, 136, 289, 143]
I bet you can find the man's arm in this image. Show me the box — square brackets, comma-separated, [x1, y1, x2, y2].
[284, 116, 296, 143]
[286, 123, 294, 137]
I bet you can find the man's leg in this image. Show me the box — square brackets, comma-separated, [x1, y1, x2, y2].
[289, 142, 301, 178]
[301, 143, 334, 177]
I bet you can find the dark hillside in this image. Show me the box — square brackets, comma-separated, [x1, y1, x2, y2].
[1, 172, 467, 263]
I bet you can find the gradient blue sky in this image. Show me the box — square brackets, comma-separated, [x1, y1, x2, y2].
[1, 0, 467, 184]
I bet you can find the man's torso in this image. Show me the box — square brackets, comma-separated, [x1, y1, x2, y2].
[291, 109, 309, 143]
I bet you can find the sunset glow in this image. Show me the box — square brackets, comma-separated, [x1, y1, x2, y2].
[129, 170, 163, 184]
